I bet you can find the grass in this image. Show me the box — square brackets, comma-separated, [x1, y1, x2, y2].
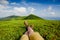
[0, 20, 60, 40]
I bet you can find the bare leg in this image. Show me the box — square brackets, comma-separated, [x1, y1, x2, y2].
[20, 31, 29, 40]
[24, 21, 34, 36]
[27, 27, 34, 36]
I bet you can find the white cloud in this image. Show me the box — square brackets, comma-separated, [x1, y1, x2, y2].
[0, 5, 13, 17]
[0, 0, 9, 5]
[0, 4, 37, 17]
[28, 7, 36, 14]
[43, 9, 46, 12]
[0, 5, 28, 17]
[48, 6, 52, 11]
[0, 4, 10, 9]
[44, 6, 53, 12]
[31, 8, 36, 12]
[0, 5, 5, 9]
[48, 6, 56, 16]
[40, 6, 56, 17]
[42, 6, 52, 12]
[14, 7, 27, 13]
[50, 12, 55, 15]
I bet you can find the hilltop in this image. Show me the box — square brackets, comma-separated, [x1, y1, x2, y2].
[24, 14, 43, 20]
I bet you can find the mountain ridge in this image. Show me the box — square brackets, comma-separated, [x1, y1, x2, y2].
[0, 14, 43, 20]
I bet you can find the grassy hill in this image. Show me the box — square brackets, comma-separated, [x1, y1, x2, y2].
[24, 14, 43, 20]
[0, 15, 26, 21]
[0, 14, 43, 20]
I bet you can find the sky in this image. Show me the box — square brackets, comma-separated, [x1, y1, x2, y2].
[0, 0, 60, 19]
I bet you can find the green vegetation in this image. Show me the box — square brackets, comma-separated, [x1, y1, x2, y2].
[0, 14, 60, 40]
[0, 20, 60, 40]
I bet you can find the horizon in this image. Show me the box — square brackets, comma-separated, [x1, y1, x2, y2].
[0, 14, 60, 20]
[0, 0, 60, 20]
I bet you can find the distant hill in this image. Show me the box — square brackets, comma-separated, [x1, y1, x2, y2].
[0, 15, 26, 21]
[24, 14, 43, 20]
[0, 14, 43, 20]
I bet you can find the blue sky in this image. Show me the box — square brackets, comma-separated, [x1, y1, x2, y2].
[0, 0, 60, 19]
[8, 0, 60, 4]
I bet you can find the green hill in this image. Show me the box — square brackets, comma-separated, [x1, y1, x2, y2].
[0, 14, 43, 20]
[0, 15, 26, 21]
[24, 14, 43, 20]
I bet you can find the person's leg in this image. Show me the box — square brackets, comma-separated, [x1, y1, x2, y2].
[24, 21, 44, 40]
[20, 32, 29, 40]
[28, 27, 44, 40]
[29, 32, 44, 40]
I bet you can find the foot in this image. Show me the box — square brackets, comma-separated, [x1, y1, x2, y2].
[24, 20, 29, 27]
[30, 24, 34, 29]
